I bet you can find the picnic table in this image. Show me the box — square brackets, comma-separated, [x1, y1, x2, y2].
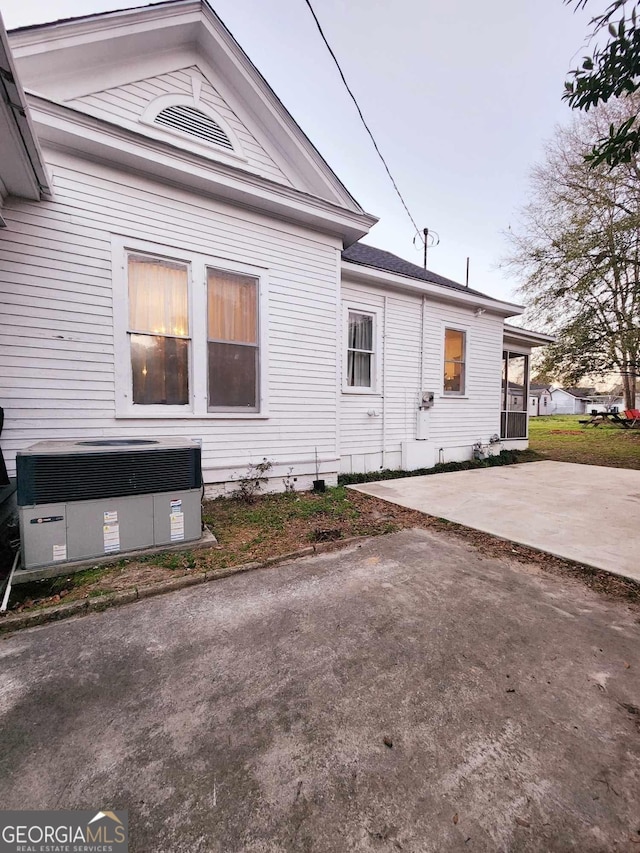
[579, 410, 632, 428]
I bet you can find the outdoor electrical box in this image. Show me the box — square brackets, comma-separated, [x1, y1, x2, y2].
[16, 437, 202, 572]
[420, 391, 435, 409]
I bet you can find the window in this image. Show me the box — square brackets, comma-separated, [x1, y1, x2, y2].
[346, 311, 375, 389]
[207, 268, 259, 410]
[443, 328, 466, 394]
[128, 255, 190, 406]
[115, 238, 266, 418]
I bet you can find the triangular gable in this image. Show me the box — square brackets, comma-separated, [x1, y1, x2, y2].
[67, 65, 294, 188]
[8, 0, 367, 211]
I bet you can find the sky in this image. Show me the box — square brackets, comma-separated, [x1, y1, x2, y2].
[0, 0, 595, 303]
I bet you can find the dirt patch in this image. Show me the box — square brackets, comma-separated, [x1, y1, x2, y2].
[4, 485, 640, 620]
[549, 429, 584, 435]
[346, 491, 640, 607]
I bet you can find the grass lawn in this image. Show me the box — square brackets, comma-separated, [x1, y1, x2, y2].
[528, 415, 640, 469]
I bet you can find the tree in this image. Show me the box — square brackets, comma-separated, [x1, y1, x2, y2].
[564, 0, 640, 166]
[505, 95, 640, 408]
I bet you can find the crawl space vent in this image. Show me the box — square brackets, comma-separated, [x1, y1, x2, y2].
[154, 105, 234, 150]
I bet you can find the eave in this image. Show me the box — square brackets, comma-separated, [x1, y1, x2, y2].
[28, 94, 378, 246]
[342, 260, 524, 317]
[503, 325, 555, 349]
[0, 13, 50, 210]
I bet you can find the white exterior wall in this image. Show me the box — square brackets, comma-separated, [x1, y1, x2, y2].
[340, 278, 506, 474]
[0, 149, 342, 491]
[529, 390, 552, 416]
[550, 390, 583, 415]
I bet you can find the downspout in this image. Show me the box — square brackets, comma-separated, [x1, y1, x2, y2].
[419, 295, 426, 416]
[381, 295, 388, 468]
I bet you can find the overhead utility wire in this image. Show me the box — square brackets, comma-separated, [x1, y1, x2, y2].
[302, 0, 423, 243]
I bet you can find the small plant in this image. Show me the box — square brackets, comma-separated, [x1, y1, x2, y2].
[233, 458, 273, 503]
[282, 466, 296, 494]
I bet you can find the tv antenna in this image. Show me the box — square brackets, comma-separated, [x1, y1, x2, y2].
[413, 227, 440, 270]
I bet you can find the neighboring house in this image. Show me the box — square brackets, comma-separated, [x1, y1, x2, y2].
[0, 1, 552, 494]
[550, 387, 624, 416]
[529, 383, 553, 417]
[550, 388, 594, 415]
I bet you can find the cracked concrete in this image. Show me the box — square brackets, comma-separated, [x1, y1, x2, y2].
[1, 528, 639, 852]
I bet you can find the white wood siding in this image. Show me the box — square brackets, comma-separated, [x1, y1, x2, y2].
[67, 66, 293, 188]
[550, 390, 584, 415]
[0, 150, 340, 486]
[340, 278, 506, 473]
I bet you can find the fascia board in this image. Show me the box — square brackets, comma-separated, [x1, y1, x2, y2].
[0, 14, 49, 199]
[8, 2, 202, 53]
[342, 260, 524, 317]
[503, 325, 555, 347]
[30, 95, 377, 243]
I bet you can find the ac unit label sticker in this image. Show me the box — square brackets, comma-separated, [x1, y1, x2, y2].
[52, 544, 67, 561]
[103, 510, 120, 553]
[170, 499, 184, 542]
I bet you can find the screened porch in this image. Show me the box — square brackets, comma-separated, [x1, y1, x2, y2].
[501, 350, 529, 439]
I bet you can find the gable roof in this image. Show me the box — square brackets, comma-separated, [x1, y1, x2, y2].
[553, 387, 596, 399]
[342, 242, 491, 299]
[8, 0, 375, 224]
[529, 383, 551, 394]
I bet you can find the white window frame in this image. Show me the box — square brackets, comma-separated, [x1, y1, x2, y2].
[342, 304, 380, 394]
[112, 236, 269, 419]
[442, 325, 468, 397]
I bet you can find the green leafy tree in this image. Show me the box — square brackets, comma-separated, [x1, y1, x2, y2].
[505, 95, 640, 408]
[564, 0, 640, 165]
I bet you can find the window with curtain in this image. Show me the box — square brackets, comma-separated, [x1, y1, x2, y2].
[207, 267, 259, 410]
[128, 255, 190, 405]
[347, 311, 374, 389]
[443, 328, 466, 394]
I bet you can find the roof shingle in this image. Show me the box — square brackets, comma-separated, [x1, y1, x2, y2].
[342, 241, 491, 299]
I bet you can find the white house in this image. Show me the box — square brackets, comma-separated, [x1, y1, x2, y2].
[0, 1, 551, 497]
[529, 383, 553, 417]
[550, 388, 625, 416]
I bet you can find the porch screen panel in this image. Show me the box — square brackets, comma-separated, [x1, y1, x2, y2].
[128, 255, 190, 405]
[207, 269, 259, 409]
[500, 350, 529, 439]
[507, 354, 527, 412]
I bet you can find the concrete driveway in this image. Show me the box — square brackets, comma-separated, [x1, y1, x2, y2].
[1, 529, 639, 852]
[350, 461, 640, 581]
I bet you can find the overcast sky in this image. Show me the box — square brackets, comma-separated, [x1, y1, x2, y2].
[1, 0, 594, 301]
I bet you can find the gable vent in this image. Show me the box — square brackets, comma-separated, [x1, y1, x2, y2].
[154, 105, 234, 150]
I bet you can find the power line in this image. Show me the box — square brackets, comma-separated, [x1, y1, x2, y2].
[302, 0, 423, 242]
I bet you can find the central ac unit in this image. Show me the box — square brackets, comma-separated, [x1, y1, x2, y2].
[17, 437, 202, 571]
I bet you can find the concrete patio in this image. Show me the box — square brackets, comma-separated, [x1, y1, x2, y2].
[350, 461, 640, 582]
